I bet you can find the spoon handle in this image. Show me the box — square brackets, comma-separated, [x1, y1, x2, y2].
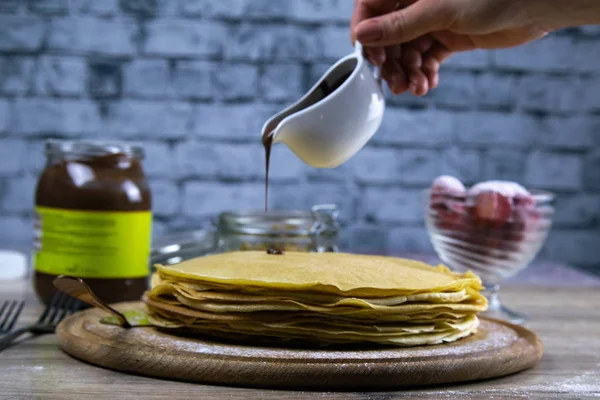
[52, 275, 132, 329]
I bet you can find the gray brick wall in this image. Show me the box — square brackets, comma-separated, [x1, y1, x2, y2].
[0, 0, 599, 274]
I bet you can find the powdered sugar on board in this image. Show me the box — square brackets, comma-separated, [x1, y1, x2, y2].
[82, 318, 518, 359]
[93, 318, 519, 359]
[57, 302, 543, 390]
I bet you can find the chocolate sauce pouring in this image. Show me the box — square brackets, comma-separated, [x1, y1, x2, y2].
[262, 131, 284, 255]
[262, 131, 274, 213]
[261, 71, 352, 256]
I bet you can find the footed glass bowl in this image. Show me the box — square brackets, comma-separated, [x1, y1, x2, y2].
[423, 188, 555, 324]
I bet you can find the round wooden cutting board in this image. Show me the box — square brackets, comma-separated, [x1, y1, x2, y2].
[56, 301, 543, 390]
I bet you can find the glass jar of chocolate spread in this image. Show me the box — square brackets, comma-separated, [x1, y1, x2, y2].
[33, 140, 152, 305]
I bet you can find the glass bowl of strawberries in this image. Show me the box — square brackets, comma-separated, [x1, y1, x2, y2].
[424, 176, 555, 324]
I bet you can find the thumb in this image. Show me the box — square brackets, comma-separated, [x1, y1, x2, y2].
[354, 1, 452, 46]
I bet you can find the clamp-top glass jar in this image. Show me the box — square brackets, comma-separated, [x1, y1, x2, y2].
[215, 204, 340, 253]
[33, 140, 152, 304]
[150, 205, 341, 267]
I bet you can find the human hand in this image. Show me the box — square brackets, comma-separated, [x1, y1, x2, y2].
[351, 0, 550, 96]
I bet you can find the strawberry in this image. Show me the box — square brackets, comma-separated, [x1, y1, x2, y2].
[469, 180, 529, 198]
[431, 177, 541, 262]
[514, 193, 536, 208]
[430, 175, 467, 228]
[474, 191, 513, 225]
[431, 175, 466, 198]
[435, 207, 465, 231]
[514, 206, 541, 233]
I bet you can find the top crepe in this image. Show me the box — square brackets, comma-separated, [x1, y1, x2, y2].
[155, 251, 483, 297]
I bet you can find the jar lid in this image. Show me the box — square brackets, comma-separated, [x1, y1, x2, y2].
[45, 140, 145, 160]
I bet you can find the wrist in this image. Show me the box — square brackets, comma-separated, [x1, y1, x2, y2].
[528, 0, 600, 31]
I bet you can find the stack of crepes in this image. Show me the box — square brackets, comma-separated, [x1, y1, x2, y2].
[145, 251, 488, 346]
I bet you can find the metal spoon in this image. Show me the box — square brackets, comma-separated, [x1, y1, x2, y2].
[52, 275, 132, 329]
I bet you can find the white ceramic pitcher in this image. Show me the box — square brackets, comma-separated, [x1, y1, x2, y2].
[261, 42, 385, 168]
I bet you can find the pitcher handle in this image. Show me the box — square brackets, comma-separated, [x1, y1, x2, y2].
[354, 40, 364, 56]
[355, 41, 383, 87]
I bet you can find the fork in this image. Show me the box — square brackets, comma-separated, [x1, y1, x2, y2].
[0, 291, 81, 351]
[0, 300, 25, 335]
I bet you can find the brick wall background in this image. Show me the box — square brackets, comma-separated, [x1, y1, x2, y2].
[0, 0, 599, 274]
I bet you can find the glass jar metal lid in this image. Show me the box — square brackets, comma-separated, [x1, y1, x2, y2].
[45, 140, 145, 160]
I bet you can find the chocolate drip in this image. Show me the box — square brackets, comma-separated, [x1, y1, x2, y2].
[262, 131, 282, 255]
[262, 131, 274, 213]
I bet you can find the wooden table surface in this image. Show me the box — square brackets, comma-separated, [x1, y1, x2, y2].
[1, 268, 600, 400]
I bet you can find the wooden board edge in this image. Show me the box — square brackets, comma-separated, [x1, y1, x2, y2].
[56, 304, 544, 390]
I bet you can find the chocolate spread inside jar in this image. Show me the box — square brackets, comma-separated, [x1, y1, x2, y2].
[33, 140, 152, 305]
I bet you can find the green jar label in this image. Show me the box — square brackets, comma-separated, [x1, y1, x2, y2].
[33, 206, 152, 278]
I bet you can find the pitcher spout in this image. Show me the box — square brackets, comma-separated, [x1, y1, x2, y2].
[261, 112, 286, 143]
[261, 99, 310, 145]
